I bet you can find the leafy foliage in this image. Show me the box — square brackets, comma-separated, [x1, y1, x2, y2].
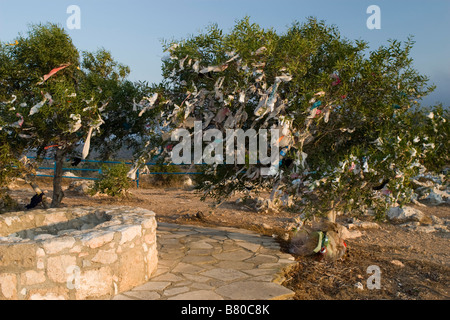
[90, 163, 132, 197]
[148, 164, 184, 187]
[0, 23, 141, 206]
[135, 17, 446, 220]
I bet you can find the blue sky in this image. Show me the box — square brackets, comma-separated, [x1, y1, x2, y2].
[1, 0, 449, 106]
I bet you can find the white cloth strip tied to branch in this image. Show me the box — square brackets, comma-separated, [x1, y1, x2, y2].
[81, 127, 94, 160]
[199, 64, 228, 74]
[138, 93, 159, 117]
[29, 93, 51, 116]
[68, 114, 82, 133]
[127, 164, 139, 180]
[179, 55, 189, 70]
[2, 95, 17, 104]
[192, 60, 200, 73]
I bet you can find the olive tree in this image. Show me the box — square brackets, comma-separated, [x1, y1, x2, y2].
[0, 23, 139, 207]
[135, 17, 447, 222]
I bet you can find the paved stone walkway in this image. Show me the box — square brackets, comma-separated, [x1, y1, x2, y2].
[113, 222, 296, 300]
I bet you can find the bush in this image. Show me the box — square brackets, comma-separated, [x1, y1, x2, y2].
[90, 163, 132, 197]
[0, 141, 21, 211]
[138, 17, 444, 219]
[147, 164, 184, 187]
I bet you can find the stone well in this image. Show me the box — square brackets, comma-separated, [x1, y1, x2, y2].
[0, 206, 158, 300]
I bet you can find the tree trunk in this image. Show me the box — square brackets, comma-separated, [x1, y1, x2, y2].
[51, 148, 66, 208]
[327, 200, 337, 223]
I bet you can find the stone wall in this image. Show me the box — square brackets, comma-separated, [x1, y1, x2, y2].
[0, 206, 158, 300]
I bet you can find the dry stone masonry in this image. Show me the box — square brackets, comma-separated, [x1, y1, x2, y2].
[0, 206, 158, 300]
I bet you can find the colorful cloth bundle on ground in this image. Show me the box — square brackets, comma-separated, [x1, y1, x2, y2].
[289, 221, 347, 261]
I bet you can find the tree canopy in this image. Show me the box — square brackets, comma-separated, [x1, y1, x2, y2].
[0, 23, 142, 207]
[0, 18, 447, 219]
[133, 17, 448, 220]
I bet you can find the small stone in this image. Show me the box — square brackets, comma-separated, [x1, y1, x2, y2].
[29, 292, 66, 300]
[36, 248, 45, 257]
[426, 191, 444, 206]
[142, 218, 156, 230]
[391, 260, 405, 267]
[43, 237, 76, 254]
[164, 286, 190, 296]
[75, 267, 113, 299]
[416, 226, 437, 233]
[47, 255, 77, 283]
[124, 291, 160, 300]
[132, 281, 171, 291]
[43, 212, 68, 225]
[34, 234, 54, 241]
[22, 270, 46, 285]
[200, 268, 248, 282]
[118, 225, 142, 244]
[83, 231, 115, 249]
[0, 273, 17, 299]
[92, 249, 118, 264]
[354, 282, 364, 290]
[387, 206, 425, 224]
[168, 290, 224, 300]
[434, 224, 448, 232]
[430, 215, 443, 225]
[37, 258, 45, 270]
[215, 281, 294, 300]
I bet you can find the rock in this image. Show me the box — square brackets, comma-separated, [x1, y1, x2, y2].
[0, 274, 17, 299]
[63, 172, 78, 178]
[425, 191, 444, 206]
[415, 173, 444, 185]
[411, 199, 426, 207]
[182, 177, 196, 190]
[261, 223, 271, 229]
[387, 206, 426, 224]
[43, 236, 76, 254]
[415, 226, 437, 233]
[415, 187, 430, 200]
[67, 181, 93, 195]
[194, 211, 205, 221]
[34, 234, 55, 241]
[46, 255, 77, 283]
[339, 226, 363, 240]
[92, 249, 118, 264]
[82, 231, 115, 249]
[75, 266, 114, 299]
[354, 282, 364, 290]
[430, 215, 444, 224]
[400, 221, 420, 229]
[411, 179, 434, 189]
[434, 224, 448, 232]
[348, 221, 381, 230]
[391, 260, 405, 267]
[21, 270, 46, 286]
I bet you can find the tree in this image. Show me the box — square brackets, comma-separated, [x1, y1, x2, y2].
[0, 23, 136, 207]
[135, 17, 447, 222]
[0, 137, 20, 209]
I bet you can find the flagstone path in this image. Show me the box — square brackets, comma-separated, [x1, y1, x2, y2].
[113, 222, 296, 300]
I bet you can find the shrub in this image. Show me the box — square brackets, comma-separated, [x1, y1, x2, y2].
[147, 164, 184, 187]
[0, 141, 21, 211]
[90, 163, 132, 197]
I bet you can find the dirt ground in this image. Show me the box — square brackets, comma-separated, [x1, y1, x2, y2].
[3, 178, 450, 300]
